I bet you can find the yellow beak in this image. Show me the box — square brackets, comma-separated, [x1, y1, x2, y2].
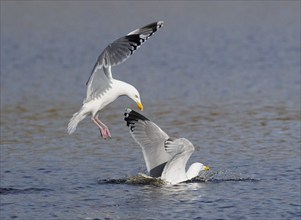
[204, 166, 210, 171]
[137, 101, 144, 111]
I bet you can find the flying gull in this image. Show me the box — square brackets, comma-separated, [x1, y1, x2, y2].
[68, 21, 164, 139]
[124, 109, 210, 185]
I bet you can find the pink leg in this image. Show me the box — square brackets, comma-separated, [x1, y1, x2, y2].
[91, 117, 107, 139]
[95, 116, 111, 138]
[91, 115, 111, 139]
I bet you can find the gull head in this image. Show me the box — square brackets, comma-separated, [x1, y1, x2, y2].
[186, 162, 210, 180]
[126, 85, 144, 111]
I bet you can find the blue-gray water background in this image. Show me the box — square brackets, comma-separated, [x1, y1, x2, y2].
[1, 1, 300, 219]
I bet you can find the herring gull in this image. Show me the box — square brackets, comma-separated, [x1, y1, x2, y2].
[124, 109, 210, 185]
[68, 21, 164, 139]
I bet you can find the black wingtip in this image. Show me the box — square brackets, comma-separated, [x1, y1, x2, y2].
[164, 137, 177, 150]
[157, 21, 164, 27]
[124, 108, 149, 121]
[124, 108, 150, 130]
[144, 21, 164, 30]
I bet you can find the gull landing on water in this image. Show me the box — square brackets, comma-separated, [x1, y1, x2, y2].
[67, 21, 164, 139]
[124, 109, 210, 185]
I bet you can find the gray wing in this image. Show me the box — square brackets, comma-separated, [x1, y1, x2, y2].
[124, 108, 172, 177]
[161, 138, 195, 182]
[86, 21, 164, 85]
[84, 66, 113, 103]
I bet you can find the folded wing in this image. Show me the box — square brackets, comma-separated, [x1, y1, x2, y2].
[161, 138, 195, 184]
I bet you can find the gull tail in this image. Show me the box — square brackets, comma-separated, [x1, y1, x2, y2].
[68, 108, 87, 134]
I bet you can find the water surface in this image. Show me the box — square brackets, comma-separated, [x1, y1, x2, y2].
[1, 2, 300, 219]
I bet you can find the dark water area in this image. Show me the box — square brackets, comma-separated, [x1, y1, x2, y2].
[1, 2, 300, 220]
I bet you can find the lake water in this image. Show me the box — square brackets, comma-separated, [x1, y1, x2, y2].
[1, 2, 300, 220]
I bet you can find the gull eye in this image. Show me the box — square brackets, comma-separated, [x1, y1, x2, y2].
[135, 95, 139, 99]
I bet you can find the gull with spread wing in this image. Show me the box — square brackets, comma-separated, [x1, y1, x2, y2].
[68, 21, 164, 139]
[124, 109, 210, 185]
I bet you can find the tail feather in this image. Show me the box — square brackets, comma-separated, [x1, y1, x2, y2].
[68, 109, 87, 134]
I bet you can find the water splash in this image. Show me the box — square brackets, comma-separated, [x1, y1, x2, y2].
[98, 170, 259, 186]
[98, 173, 166, 186]
[203, 170, 260, 183]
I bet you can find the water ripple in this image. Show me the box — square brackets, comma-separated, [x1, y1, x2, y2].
[0, 187, 53, 195]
